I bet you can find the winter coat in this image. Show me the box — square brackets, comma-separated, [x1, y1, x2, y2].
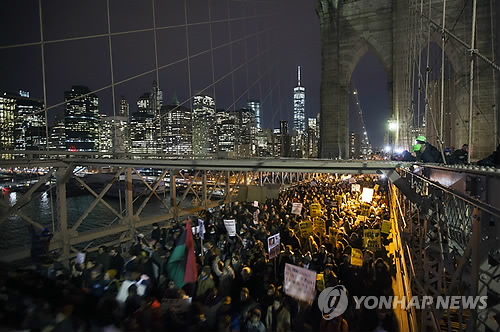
[195, 275, 215, 300]
[265, 306, 291, 332]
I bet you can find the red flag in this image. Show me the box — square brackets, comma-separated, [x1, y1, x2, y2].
[183, 219, 197, 284]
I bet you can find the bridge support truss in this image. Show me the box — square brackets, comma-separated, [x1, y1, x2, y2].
[391, 168, 500, 332]
[0, 160, 319, 265]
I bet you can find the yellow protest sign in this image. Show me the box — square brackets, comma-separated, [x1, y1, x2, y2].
[351, 248, 363, 266]
[316, 273, 325, 291]
[374, 184, 379, 192]
[355, 215, 366, 225]
[360, 203, 370, 216]
[299, 220, 313, 237]
[363, 229, 381, 250]
[309, 203, 322, 217]
[381, 220, 392, 234]
[313, 217, 326, 234]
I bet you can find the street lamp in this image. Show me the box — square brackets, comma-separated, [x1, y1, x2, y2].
[388, 119, 398, 132]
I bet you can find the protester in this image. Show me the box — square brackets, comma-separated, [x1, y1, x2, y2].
[2, 174, 396, 332]
[414, 136, 443, 163]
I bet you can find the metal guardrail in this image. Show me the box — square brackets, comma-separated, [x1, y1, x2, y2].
[393, 167, 500, 332]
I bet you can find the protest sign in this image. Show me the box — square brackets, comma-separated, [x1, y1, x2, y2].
[348, 177, 356, 184]
[374, 184, 379, 192]
[335, 195, 342, 205]
[360, 203, 371, 216]
[355, 215, 366, 225]
[351, 184, 361, 192]
[268, 233, 281, 259]
[284, 263, 317, 303]
[381, 220, 392, 234]
[299, 220, 313, 237]
[291, 202, 303, 215]
[361, 188, 374, 203]
[309, 203, 321, 217]
[313, 217, 326, 234]
[252, 209, 260, 225]
[224, 219, 236, 236]
[351, 248, 363, 267]
[316, 273, 325, 292]
[363, 229, 381, 250]
[253, 201, 259, 207]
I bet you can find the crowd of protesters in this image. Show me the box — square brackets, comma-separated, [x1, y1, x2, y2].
[0, 175, 398, 332]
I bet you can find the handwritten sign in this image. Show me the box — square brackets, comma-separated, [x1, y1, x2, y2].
[351, 248, 363, 267]
[309, 203, 321, 217]
[363, 229, 381, 250]
[224, 219, 236, 236]
[299, 220, 313, 237]
[291, 202, 303, 215]
[284, 263, 317, 303]
[268, 233, 281, 259]
[381, 220, 392, 234]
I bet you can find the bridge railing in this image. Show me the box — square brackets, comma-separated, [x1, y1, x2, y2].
[392, 167, 500, 332]
[0, 158, 317, 266]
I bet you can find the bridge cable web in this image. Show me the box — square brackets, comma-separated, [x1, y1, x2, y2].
[8, 1, 282, 138]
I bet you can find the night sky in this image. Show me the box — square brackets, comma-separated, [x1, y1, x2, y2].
[1, 0, 498, 149]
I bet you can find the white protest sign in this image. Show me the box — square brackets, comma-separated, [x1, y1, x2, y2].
[284, 263, 317, 303]
[361, 188, 374, 203]
[253, 201, 259, 207]
[291, 202, 303, 215]
[253, 209, 260, 225]
[268, 233, 280, 260]
[224, 219, 236, 236]
[351, 184, 361, 192]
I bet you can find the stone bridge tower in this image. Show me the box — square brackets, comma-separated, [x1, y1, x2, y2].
[318, 0, 498, 159]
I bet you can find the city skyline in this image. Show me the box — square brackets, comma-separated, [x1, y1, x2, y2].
[0, 77, 329, 160]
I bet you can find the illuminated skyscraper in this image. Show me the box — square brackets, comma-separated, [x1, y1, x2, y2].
[293, 66, 306, 133]
[64, 86, 99, 152]
[1, 91, 46, 152]
[0, 93, 16, 157]
[49, 115, 66, 152]
[247, 100, 261, 129]
[216, 108, 257, 158]
[119, 97, 129, 118]
[130, 92, 156, 154]
[192, 95, 217, 157]
[161, 100, 192, 156]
